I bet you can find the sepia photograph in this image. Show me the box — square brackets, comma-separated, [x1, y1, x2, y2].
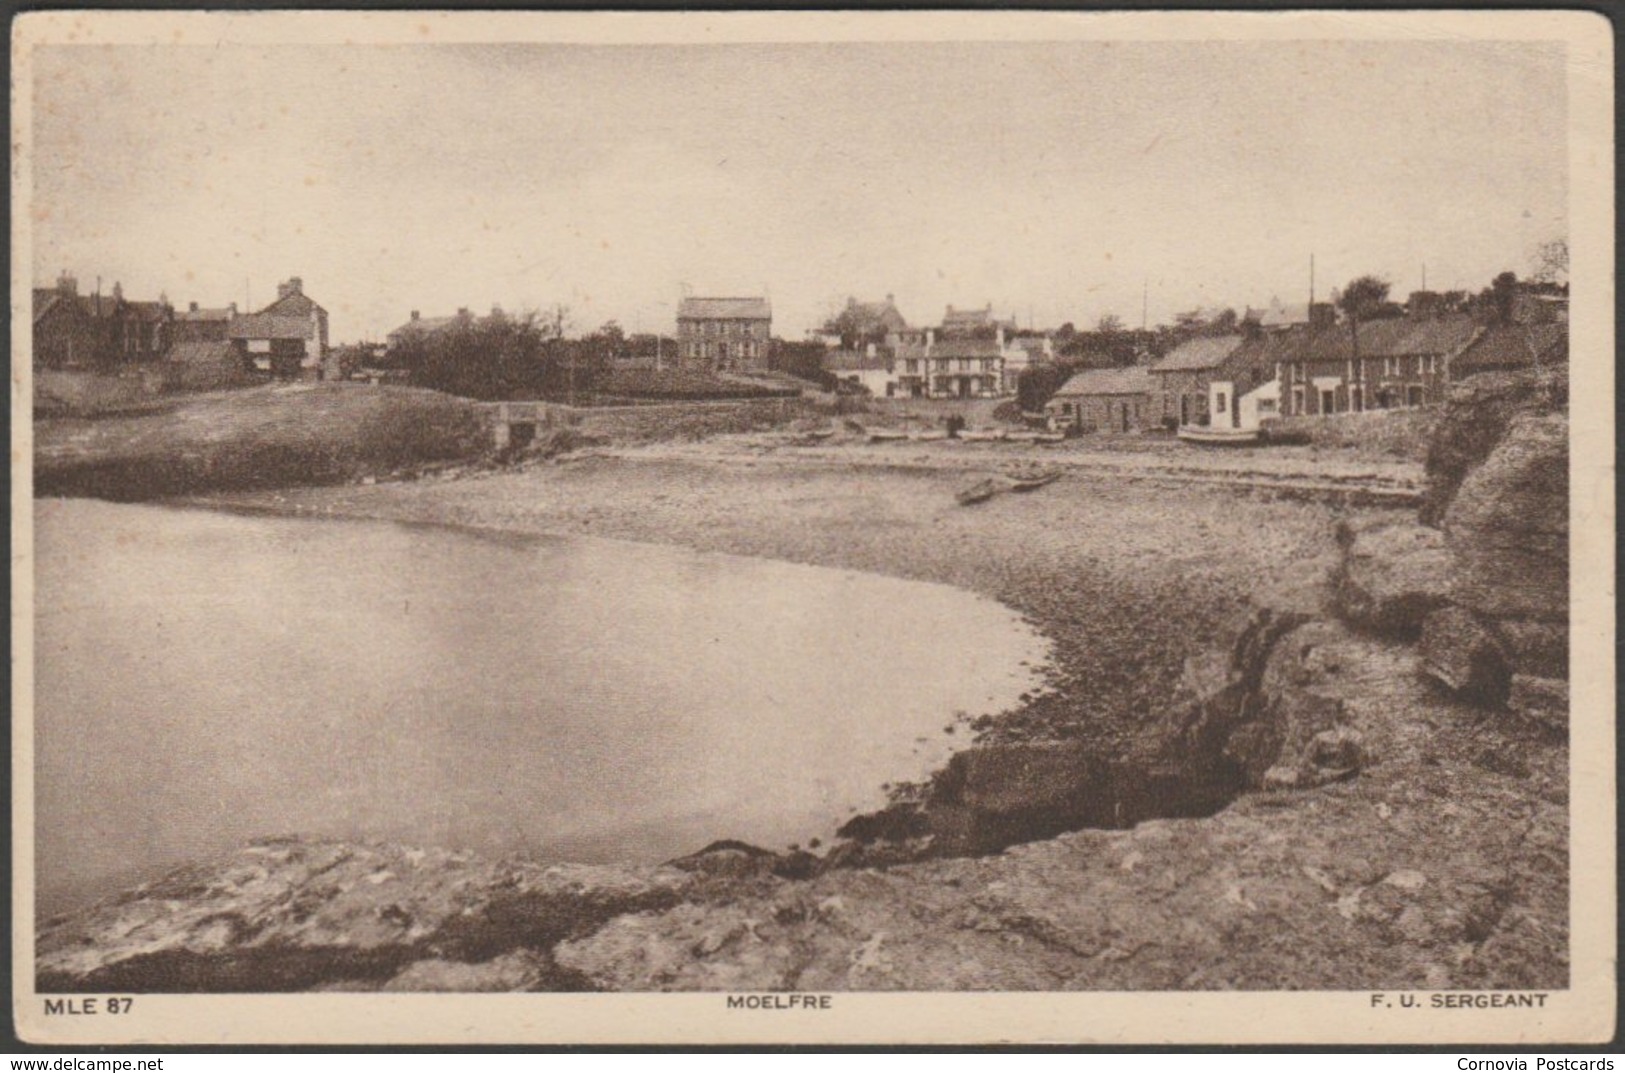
[11, 10, 1614, 1047]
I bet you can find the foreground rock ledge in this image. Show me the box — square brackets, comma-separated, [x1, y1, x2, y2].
[39, 625, 1566, 994]
[37, 842, 692, 992]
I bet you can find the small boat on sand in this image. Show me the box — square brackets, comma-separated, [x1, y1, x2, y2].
[869, 429, 909, 443]
[1006, 468, 1062, 492]
[1176, 425, 1262, 446]
[955, 478, 1001, 506]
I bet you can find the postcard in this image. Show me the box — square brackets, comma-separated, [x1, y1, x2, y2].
[12, 9, 1614, 1046]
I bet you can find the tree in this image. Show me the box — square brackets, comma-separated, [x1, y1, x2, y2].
[399, 311, 551, 401]
[1096, 313, 1124, 334]
[1490, 271, 1519, 325]
[1337, 276, 1391, 325]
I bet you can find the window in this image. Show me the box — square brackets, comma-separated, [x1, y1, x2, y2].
[1215, 392, 1227, 413]
[1384, 357, 1399, 377]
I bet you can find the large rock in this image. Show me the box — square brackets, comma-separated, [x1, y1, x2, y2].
[924, 741, 1114, 856]
[1443, 413, 1568, 677]
[1422, 367, 1567, 526]
[36, 839, 692, 992]
[1331, 515, 1454, 638]
[1419, 606, 1511, 708]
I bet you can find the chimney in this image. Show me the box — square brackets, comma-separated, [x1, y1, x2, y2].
[112, 281, 123, 302]
[56, 271, 78, 296]
[457, 307, 470, 318]
[927, 327, 936, 347]
[410, 310, 420, 321]
[189, 301, 199, 312]
[228, 303, 238, 316]
[491, 304, 503, 318]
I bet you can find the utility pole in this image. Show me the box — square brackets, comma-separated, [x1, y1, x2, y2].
[1141, 278, 1148, 332]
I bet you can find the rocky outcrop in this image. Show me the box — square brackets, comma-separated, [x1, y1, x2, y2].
[1330, 514, 1453, 638]
[1442, 413, 1568, 678]
[1420, 606, 1512, 708]
[1421, 367, 1566, 527]
[1398, 370, 1569, 709]
[833, 608, 1383, 860]
[37, 839, 692, 992]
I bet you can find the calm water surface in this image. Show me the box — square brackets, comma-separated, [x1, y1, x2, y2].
[35, 499, 1049, 916]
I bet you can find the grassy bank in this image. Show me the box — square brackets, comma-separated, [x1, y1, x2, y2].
[34, 382, 489, 500]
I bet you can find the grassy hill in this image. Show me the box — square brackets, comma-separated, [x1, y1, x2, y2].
[34, 382, 488, 500]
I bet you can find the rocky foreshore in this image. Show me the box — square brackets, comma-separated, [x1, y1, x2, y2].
[38, 370, 1571, 992]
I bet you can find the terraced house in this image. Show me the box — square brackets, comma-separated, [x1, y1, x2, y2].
[676, 296, 772, 373]
[1277, 299, 1479, 417]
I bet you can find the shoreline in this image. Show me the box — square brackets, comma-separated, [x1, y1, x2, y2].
[35, 434, 1569, 992]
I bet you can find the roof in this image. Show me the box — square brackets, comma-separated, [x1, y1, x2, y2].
[261, 292, 326, 318]
[1453, 323, 1567, 373]
[1051, 365, 1155, 398]
[1150, 334, 1245, 372]
[178, 306, 234, 322]
[678, 297, 771, 321]
[229, 313, 315, 341]
[1368, 313, 1480, 356]
[929, 338, 1005, 360]
[167, 341, 238, 366]
[830, 296, 910, 334]
[388, 314, 465, 338]
[823, 349, 892, 372]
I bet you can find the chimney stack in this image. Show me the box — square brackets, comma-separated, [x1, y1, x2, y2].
[410, 310, 420, 321]
[56, 271, 78, 296]
[189, 301, 199, 312]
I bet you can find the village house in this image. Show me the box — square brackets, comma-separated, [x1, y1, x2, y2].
[386, 306, 510, 351]
[676, 296, 772, 372]
[1277, 300, 1479, 416]
[813, 295, 912, 350]
[1045, 365, 1155, 433]
[824, 345, 897, 397]
[32, 272, 172, 369]
[939, 303, 1016, 338]
[228, 277, 329, 380]
[1149, 334, 1246, 428]
[171, 302, 238, 344]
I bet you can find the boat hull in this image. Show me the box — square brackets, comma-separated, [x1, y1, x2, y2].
[1177, 425, 1262, 446]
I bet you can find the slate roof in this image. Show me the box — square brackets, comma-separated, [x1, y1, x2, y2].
[1150, 334, 1245, 373]
[677, 297, 771, 321]
[261, 292, 326, 318]
[229, 313, 315, 341]
[178, 306, 234, 322]
[1452, 323, 1567, 373]
[1371, 314, 1480, 356]
[928, 338, 1006, 360]
[389, 314, 465, 338]
[1051, 365, 1155, 398]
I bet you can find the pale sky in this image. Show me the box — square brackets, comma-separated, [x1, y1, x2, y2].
[30, 39, 1566, 341]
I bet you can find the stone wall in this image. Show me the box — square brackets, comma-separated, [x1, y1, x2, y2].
[1270, 408, 1437, 461]
[499, 397, 813, 445]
